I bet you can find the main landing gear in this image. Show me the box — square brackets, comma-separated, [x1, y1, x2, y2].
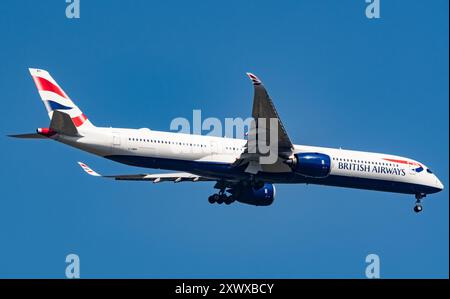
[414, 193, 426, 213]
[208, 189, 235, 205]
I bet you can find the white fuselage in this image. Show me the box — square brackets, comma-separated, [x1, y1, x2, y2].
[55, 126, 444, 196]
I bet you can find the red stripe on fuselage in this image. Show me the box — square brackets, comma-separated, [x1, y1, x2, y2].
[32, 76, 68, 99]
[383, 158, 420, 166]
[72, 114, 88, 127]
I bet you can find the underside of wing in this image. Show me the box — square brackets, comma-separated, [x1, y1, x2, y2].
[77, 162, 214, 183]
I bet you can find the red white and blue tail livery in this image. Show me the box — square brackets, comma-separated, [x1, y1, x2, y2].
[29, 68, 93, 128]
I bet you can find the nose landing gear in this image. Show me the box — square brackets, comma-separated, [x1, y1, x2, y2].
[414, 193, 426, 213]
[413, 204, 423, 213]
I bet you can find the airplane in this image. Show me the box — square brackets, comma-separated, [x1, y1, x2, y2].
[9, 68, 444, 213]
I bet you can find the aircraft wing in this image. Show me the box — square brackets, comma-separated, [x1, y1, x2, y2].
[233, 73, 294, 173]
[78, 162, 214, 183]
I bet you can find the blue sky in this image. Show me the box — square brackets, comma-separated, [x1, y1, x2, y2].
[0, 0, 448, 278]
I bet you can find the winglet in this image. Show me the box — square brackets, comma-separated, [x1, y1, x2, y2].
[246, 72, 262, 85]
[77, 162, 101, 176]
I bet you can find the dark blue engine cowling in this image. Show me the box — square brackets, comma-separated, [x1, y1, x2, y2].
[229, 183, 275, 206]
[292, 153, 331, 178]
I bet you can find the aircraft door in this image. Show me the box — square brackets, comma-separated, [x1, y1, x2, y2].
[112, 132, 121, 148]
[210, 140, 219, 157]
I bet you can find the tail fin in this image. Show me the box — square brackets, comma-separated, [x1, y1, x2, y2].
[28, 68, 94, 129]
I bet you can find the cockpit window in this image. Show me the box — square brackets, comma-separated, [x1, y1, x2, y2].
[426, 168, 433, 174]
[415, 166, 424, 173]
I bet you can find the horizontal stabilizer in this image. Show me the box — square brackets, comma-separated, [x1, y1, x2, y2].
[8, 133, 48, 139]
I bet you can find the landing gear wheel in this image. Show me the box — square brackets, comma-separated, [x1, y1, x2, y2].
[414, 205, 423, 213]
[209, 191, 234, 205]
[413, 193, 425, 213]
[216, 194, 224, 204]
[224, 195, 234, 205]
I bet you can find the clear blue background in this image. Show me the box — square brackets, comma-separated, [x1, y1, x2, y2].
[0, 0, 448, 278]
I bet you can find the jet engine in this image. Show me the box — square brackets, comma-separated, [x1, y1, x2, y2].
[228, 183, 276, 206]
[286, 152, 331, 178]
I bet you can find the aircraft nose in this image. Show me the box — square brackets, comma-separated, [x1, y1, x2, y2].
[435, 176, 444, 191]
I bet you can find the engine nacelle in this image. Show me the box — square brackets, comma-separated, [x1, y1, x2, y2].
[290, 152, 331, 178]
[229, 183, 276, 206]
